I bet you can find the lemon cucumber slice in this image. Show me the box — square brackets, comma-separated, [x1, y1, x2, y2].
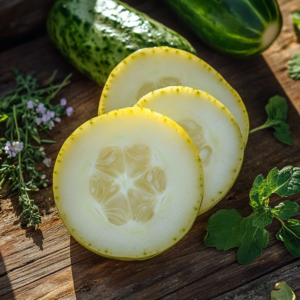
[53, 107, 203, 260]
[135, 87, 244, 214]
[98, 47, 249, 144]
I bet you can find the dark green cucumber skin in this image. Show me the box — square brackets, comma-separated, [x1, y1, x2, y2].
[162, 0, 282, 58]
[47, 0, 196, 86]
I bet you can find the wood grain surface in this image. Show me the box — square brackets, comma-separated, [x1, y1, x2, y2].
[0, 0, 299, 299]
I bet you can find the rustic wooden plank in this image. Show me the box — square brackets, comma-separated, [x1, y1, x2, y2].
[263, 0, 300, 113]
[212, 260, 300, 300]
[0, 0, 300, 299]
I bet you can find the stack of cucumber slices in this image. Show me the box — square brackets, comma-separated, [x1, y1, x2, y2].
[53, 47, 249, 260]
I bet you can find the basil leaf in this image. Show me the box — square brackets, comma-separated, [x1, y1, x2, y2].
[276, 219, 300, 257]
[273, 201, 299, 220]
[271, 282, 296, 300]
[237, 224, 269, 265]
[288, 53, 300, 80]
[251, 206, 274, 228]
[250, 166, 300, 209]
[204, 209, 247, 250]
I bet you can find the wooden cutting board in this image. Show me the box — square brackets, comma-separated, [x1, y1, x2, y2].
[0, 0, 299, 299]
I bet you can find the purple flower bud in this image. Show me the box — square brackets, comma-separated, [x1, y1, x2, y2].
[66, 107, 74, 116]
[27, 100, 34, 109]
[49, 121, 55, 130]
[43, 158, 52, 167]
[60, 98, 67, 106]
[36, 117, 42, 125]
[42, 114, 49, 124]
[36, 103, 46, 114]
[46, 110, 55, 118]
[55, 117, 61, 123]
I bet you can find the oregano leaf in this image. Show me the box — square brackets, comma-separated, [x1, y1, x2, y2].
[273, 201, 299, 220]
[250, 166, 300, 209]
[204, 209, 247, 251]
[276, 219, 300, 257]
[237, 224, 269, 265]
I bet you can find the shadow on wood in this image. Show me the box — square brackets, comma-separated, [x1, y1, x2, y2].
[0, 252, 15, 299]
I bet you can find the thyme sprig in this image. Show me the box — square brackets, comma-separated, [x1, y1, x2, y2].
[0, 69, 72, 227]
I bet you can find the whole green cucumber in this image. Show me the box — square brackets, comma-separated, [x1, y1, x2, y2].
[47, 0, 196, 86]
[162, 0, 282, 58]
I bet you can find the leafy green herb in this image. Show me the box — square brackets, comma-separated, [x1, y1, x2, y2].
[271, 282, 296, 300]
[0, 69, 72, 227]
[250, 96, 293, 145]
[288, 53, 300, 81]
[292, 10, 300, 40]
[204, 166, 300, 264]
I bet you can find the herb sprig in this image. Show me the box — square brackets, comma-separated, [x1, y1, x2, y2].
[204, 166, 300, 264]
[288, 53, 300, 81]
[250, 96, 293, 146]
[0, 69, 72, 227]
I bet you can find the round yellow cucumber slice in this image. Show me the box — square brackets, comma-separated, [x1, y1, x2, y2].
[53, 107, 203, 260]
[98, 47, 249, 144]
[135, 87, 244, 215]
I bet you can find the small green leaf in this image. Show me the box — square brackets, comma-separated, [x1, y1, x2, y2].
[250, 166, 300, 209]
[288, 53, 300, 80]
[237, 223, 269, 265]
[250, 96, 293, 145]
[273, 123, 294, 146]
[31, 134, 41, 144]
[265, 96, 287, 122]
[292, 10, 300, 37]
[0, 114, 8, 122]
[273, 200, 299, 220]
[276, 219, 300, 257]
[204, 209, 247, 250]
[40, 139, 56, 144]
[271, 281, 296, 300]
[251, 206, 274, 228]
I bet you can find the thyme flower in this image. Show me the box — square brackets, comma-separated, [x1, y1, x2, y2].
[0, 69, 72, 227]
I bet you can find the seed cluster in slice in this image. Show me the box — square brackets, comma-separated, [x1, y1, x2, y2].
[98, 47, 249, 144]
[54, 107, 203, 260]
[136, 87, 244, 214]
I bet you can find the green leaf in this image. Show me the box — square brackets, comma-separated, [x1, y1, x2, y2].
[237, 223, 269, 264]
[250, 96, 293, 145]
[288, 53, 300, 80]
[273, 200, 299, 220]
[250, 166, 300, 209]
[31, 134, 41, 144]
[251, 206, 274, 228]
[292, 10, 300, 40]
[273, 122, 294, 146]
[0, 114, 8, 122]
[276, 219, 300, 257]
[204, 209, 247, 250]
[40, 139, 56, 144]
[265, 96, 287, 122]
[271, 281, 296, 300]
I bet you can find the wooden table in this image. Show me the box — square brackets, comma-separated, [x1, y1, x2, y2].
[0, 0, 300, 299]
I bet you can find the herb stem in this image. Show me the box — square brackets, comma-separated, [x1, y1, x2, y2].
[13, 106, 26, 192]
[249, 123, 271, 134]
[275, 216, 300, 240]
